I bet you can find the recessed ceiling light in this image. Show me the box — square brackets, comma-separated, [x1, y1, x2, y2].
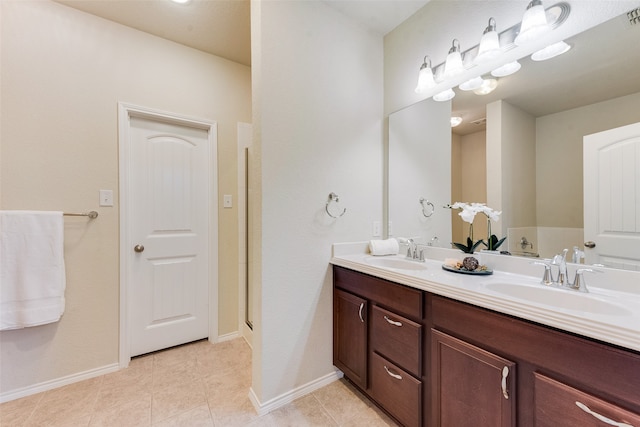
[170, 0, 191, 4]
[451, 116, 463, 127]
[473, 79, 498, 95]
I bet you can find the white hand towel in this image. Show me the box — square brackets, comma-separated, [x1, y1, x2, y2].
[368, 238, 399, 256]
[0, 211, 66, 330]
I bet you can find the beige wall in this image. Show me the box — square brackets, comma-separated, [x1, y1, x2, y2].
[251, 0, 384, 405]
[536, 91, 640, 228]
[1, 0, 250, 397]
[460, 130, 488, 240]
[487, 100, 536, 237]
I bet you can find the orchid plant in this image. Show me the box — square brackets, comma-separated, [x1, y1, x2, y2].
[446, 202, 506, 253]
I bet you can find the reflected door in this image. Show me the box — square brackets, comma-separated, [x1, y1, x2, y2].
[584, 122, 640, 270]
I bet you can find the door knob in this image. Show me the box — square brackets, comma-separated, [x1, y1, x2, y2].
[134, 244, 145, 253]
[584, 241, 596, 249]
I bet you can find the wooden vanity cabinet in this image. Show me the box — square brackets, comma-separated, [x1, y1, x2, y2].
[430, 294, 640, 427]
[333, 288, 368, 389]
[333, 266, 640, 427]
[333, 266, 424, 427]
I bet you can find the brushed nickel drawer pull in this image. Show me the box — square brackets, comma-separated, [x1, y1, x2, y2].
[501, 366, 509, 399]
[358, 303, 365, 323]
[384, 315, 403, 327]
[575, 401, 634, 427]
[384, 365, 402, 380]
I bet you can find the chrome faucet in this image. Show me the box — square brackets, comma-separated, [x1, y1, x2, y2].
[405, 239, 425, 262]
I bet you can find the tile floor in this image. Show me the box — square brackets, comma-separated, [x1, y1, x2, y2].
[0, 337, 398, 426]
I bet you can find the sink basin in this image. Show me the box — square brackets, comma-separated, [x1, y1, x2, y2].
[482, 282, 631, 316]
[365, 257, 429, 271]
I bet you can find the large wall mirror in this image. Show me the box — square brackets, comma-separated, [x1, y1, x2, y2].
[388, 10, 640, 270]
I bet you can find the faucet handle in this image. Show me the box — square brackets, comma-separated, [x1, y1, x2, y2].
[572, 268, 602, 293]
[531, 261, 553, 286]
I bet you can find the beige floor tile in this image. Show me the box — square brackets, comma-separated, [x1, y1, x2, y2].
[208, 387, 259, 427]
[152, 342, 200, 370]
[94, 375, 152, 412]
[151, 380, 207, 423]
[89, 396, 151, 427]
[152, 404, 214, 427]
[267, 395, 337, 427]
[25, 378, 102, 427]
[312, 379, 371, 425]
[152, 358, 202, 391]
[0, 393, 42, 426]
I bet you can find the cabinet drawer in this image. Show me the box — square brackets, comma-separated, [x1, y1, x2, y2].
[334, 266, 422, 320]
[534, 373, 640, 427]
[371, 305, 422, 377]
[370, 352, 421, 427]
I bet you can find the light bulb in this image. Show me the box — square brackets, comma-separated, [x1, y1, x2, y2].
[414, 56, 436, 93]
[514, 0, 550, 46]
[531, 41, 571, 61]
[433, 88, 456, 102]
[475, 18, 501, 64]
[443, 39, 464, 79]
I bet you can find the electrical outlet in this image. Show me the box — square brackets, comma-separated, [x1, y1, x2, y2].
[388, 221, 393, 236]
[372, 221, 381, 237]
[99, 189, 113, 207]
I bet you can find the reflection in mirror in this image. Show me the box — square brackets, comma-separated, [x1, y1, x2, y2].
[388, 98, 451, 245]
[389, 10, 640, 269]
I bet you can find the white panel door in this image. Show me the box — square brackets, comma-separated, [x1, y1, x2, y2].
[584, 122, 640, 271]
[129, 115, 210, 356]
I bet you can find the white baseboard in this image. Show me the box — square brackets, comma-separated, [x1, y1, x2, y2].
[216, 331, 239, 343]
[0, 363, 119, 404]
[248, 370, 343, 416]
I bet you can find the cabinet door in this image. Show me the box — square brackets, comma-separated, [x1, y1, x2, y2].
[431, 329, 516, 427]
[333, 289, 368, 389]
[534, 373, 640, 427]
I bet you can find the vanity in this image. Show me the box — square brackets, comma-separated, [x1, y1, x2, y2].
[331, 245, 640, 427]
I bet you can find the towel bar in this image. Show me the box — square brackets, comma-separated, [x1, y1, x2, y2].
[63, 211, 98, 219]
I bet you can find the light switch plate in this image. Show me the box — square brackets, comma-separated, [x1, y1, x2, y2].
[372, 221, 381, 237]
[99, 189, 113, 207]
[223, 194, 233, 208]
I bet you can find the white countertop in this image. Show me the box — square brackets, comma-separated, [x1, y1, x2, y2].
[330, 242, 640, 353]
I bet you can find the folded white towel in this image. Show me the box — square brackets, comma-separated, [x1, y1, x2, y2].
[368, 238, 400, 256]
[0, 211, 66, 330]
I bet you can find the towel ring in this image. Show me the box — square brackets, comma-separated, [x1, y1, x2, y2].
[419, 198, 435, 218]
[326, 192, 346, 218]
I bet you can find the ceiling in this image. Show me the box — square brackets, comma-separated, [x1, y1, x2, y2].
[55, 0, 430, 67]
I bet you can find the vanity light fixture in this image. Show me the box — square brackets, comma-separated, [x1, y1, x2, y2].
[459, 76, 485, 91]
[415, 56, 436, 94]
[450, 116, 463, 127]
[473, 78, 498, 95]
[433, 88, 456, 102]
[531, 40, 571, 61]
[514, 0, 550, 46]
[475, 18, 501, 64]
[443, 39, 464, 79]
[491, 60, 521, 77]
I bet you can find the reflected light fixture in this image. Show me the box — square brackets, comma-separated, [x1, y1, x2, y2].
[170, 0, 191, 3]
[459, 76, 484, 91]
[433, 88, 456, 102]
[450, 116, 463, 127]
[414, 56, 436, 94]
[475, 18, 501, 64]
[491, 61, 521, 77]
[473, 79, 498, 95]
[443, 39, 464, 79]
[514, 0, 550, 45]
[531, 41, 571, 61]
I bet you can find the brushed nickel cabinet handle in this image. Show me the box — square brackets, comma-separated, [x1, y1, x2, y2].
[384, 365, 402, 380]
[384, 315, 403, 327]
[501, 366, 509, 399]
[358, 303, 364, 323]
[575, 402, 634, 427]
